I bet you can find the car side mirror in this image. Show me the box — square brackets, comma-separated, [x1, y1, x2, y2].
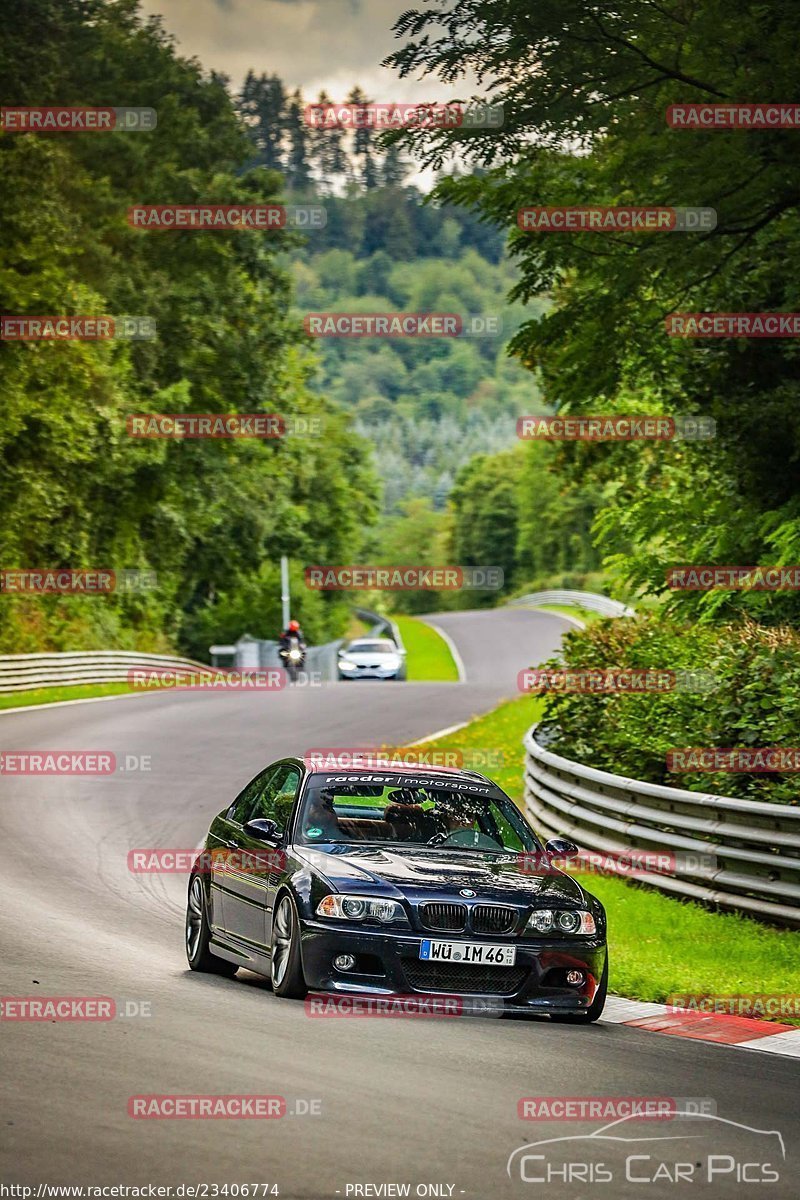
[243, 818, 283, 844]
[544, 837, 580, 857]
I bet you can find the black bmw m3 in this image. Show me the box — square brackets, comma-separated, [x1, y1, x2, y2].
[186, 759, 608, 1020]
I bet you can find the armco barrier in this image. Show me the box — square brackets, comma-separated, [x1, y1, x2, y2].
[523, 724, 800, 927]
[352, 607, 407, 679]
[0, 651, 215, 693]
[509, 590, 635, 618]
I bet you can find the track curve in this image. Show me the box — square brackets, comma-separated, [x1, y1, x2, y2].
[0, 608, 796, 1197]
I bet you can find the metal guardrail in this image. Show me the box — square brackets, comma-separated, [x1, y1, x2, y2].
[0, 650, 215, 693]
[510, 590, 635, 618]
[523, 724, 800, 927]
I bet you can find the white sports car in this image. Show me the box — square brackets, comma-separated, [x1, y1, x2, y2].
[337, 637, 405, 680]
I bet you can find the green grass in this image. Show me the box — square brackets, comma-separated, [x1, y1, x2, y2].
[410, 692, 800, 1021]
[587, 873, 800, 1016]
[407, 693, 545, 787]
[393, 614, 460, 682]
[533, 603, 602, 625]
[0, 681, 149, 710]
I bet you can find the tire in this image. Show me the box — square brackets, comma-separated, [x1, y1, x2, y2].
[185, 875, 238, 976]
[270, 892, 307, 999]
[550, 957, 608, 1024]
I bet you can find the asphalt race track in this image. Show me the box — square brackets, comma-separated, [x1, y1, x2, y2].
[1, 608, 797, 1198]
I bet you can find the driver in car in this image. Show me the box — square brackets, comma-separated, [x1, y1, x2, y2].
[384, 788, 443, 842]
[428, 794, 500, 848]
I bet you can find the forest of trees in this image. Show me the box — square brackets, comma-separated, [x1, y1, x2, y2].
[386, 0, 800, 624]
[231, 72, 538, 515]
[379, 0, 800, 797]
[21, 0, 796, 692]
[0, 3, 615, 654]
[0, 0, 379, 655]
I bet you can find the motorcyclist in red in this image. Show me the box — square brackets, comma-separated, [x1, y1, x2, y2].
[278, 618, 306, 652]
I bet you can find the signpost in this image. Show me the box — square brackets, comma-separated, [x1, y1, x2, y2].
[281, 555, 291, 629]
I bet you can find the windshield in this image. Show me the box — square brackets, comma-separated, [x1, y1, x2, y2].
[298, 776, 541, 852]
[346, 642, 395, 655]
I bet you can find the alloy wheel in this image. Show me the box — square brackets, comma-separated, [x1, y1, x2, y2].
[186, 877, 204, 961]
[272, 896, 294, 987]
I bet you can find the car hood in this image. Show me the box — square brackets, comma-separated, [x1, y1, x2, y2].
[295, 844, 589, 906]
[341, 651, 397, 663]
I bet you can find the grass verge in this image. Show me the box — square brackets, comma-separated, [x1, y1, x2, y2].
[393, 615, 460, 682]
[0, 681, 151, 711]
[412, 693, 800, 1021]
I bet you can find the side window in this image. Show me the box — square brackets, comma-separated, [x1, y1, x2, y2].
[228, 767, 276, 825]
[248, 764, 302, 831]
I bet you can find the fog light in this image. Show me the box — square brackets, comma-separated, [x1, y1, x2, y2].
[334, 954, 357, 972]
[566, 970, 584, 986]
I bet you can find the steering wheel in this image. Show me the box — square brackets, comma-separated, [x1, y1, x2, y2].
[427, 829, 502, 850]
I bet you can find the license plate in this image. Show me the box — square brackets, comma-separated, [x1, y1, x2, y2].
[419, 939, 516, 966]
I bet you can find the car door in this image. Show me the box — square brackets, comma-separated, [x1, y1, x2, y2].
[226, 762, 302, 954]
[213, 765, 278, 942]
[258, 763, 303, 943]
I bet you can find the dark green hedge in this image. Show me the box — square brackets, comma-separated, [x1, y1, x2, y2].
[538, 616, 800, 805]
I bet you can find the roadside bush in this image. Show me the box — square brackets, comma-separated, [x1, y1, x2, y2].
[538, 616, 800, 804]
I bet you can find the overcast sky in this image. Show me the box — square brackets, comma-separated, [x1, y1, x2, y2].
[139, 0, 465, 102]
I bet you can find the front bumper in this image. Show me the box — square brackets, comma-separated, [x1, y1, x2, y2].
[337, 665, 398, 679]
[299, 919, 606, 1015]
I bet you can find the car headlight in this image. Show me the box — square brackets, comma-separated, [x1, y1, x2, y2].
[316, 894, 408, 924]
[525, 909, 596, 936]
[381, 656, 400, 669]
[338, 659, 357, 670]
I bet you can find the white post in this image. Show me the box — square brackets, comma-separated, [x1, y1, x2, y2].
[280, 555, 291, 629]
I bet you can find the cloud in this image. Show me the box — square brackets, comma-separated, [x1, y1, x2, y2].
[141, 0, 467, 99]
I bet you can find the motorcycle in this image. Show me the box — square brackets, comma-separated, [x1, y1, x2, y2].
[279, 635, 306, 683]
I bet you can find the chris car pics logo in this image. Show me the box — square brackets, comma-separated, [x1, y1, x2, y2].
[507, 1112, 784, 1186]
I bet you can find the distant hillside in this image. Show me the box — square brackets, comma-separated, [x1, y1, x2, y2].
[235, 76, 545, 514]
